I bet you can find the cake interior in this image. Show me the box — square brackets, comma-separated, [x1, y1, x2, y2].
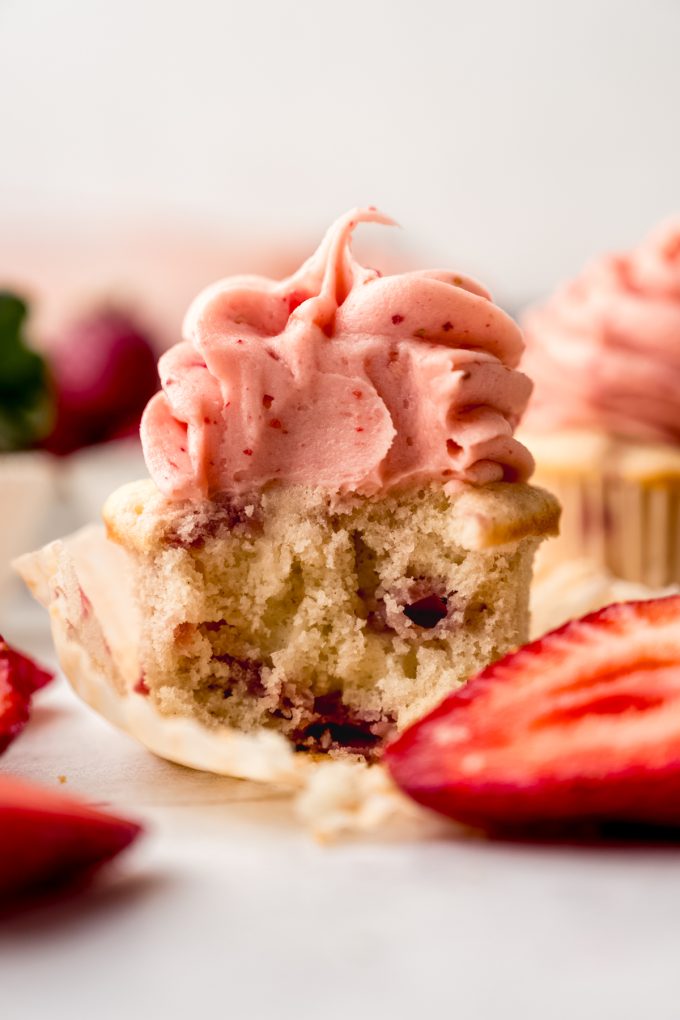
[106, 482, 556, 758]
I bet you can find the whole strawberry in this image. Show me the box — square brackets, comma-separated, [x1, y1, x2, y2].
[42, 309, 159, 455]
[386, 596, 680, 834]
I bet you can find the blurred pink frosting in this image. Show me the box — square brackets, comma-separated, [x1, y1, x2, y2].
[141, 208, 534, 500]
[523, 219, 680, 443]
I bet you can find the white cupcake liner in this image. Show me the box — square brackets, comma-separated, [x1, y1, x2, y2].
[535, 472, 680, 587]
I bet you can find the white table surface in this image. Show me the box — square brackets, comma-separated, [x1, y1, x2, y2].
[2, 583, 680, 1020]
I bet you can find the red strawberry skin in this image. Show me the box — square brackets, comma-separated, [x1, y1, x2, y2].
[42, 309, 159, 455]
[0, 637, 53, 755]
[0, 775, 141, 901]
[385, 597, 680, 832]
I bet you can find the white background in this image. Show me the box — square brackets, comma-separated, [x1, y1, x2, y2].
[2, 0, 680, 308]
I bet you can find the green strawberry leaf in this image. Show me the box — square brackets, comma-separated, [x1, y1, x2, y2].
[0, 292, 55, 451]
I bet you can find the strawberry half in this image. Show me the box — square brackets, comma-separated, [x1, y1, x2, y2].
[0, 636, 53, 755]
[385, 596, 680, 833]
[0, 775, 141, 902]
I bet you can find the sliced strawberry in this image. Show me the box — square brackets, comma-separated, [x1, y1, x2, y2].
[385, 596, 680, 832]
[0, 775, 142, 902]
[0, 637, 54, 755]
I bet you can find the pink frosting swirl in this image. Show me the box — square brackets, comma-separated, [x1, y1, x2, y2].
[523, 219, 680, 443]
[141, 208, 534, 500]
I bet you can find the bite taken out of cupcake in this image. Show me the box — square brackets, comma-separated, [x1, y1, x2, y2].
[520, 219, 680, 587]
[17, 208, 559, 779]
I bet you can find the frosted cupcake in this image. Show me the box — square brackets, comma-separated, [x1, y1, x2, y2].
[521, 220, 680, 586]
[21, 209, 559, 766]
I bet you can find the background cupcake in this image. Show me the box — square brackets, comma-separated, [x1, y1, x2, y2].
[520, 219, 680, 586]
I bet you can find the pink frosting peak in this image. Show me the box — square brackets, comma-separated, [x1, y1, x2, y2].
[523, 218, 680, 443]
[141, 208, 534, 500]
